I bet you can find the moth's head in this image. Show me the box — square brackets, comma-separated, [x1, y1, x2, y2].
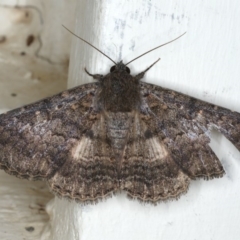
[110, 61, 130, 74]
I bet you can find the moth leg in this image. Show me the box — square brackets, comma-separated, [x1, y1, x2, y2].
[85, 67, 103, 80]
[135, 58, 160, 81]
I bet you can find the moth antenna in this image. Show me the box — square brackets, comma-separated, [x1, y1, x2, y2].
[126, 32, 186, 65]
[62, 25, 116, 65]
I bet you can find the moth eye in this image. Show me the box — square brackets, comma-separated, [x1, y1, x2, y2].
[110, 66, 116, 72]
[126, 67, 130, 74]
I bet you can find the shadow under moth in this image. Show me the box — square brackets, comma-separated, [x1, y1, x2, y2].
[0, 32, 239, 204]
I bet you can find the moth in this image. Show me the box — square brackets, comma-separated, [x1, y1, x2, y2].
[0, 30, 239, 204]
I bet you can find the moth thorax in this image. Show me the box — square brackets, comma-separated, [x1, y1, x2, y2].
[101, 76, 141, 112]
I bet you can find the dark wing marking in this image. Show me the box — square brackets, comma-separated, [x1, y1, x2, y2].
[48, 113, 118, 202]
[140, 82, 240, 181]
[0, 83, 98, 180]
[120, 111, 190, 203]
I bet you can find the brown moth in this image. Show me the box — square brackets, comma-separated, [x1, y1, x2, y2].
[0, 31, 239, 204]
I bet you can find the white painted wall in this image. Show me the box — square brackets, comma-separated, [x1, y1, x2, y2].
[54, 1, 240, 240]
[0, 0, 240, 239]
